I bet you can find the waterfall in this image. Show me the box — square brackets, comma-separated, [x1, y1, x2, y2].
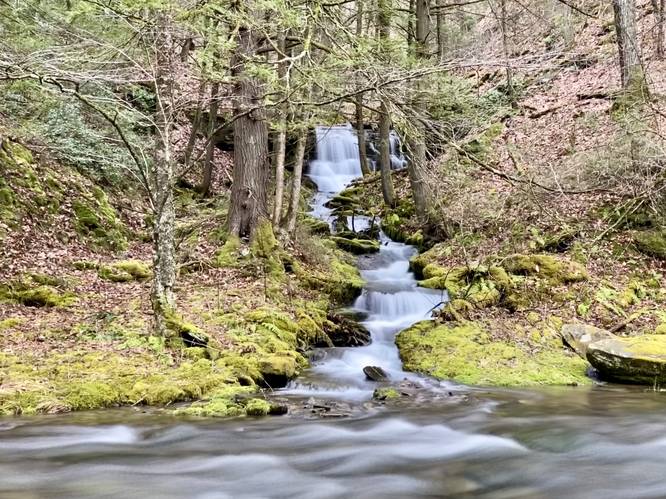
[307, 125, 363, 193]
[283, 125, 443, 400]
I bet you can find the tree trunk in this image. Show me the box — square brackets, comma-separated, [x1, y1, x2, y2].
[286, 130, 307, 234]
[272, 33, 288, 225]
[355, 0, 371, 176]
[151, 13, 177, 336]
[200, 82, 219, 197]
[613, 0, 643, 90]
[378, 99, 396, 207]
[183, 80, 206, 168]
[409, 0, 431, 220]
[436, 0, 445, 61]
[499, 0, 513, 98]
[652, 0, 665, 59]
[377, 0, 396, 207]
[228, 1, 270, 239]
[407, 0, 415, 47]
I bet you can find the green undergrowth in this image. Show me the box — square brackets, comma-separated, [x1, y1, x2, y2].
[0, 137, 129, 249]
[396, 320, 589, 386]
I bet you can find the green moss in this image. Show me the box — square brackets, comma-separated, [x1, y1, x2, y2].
[502, 254, 588, 283]
[634, 230, 666, 260]
[0, 317, 22, 331]
[373, 387, 400, 400]
[72, 189, 128, 251]
[244, 398, 271, 416]
[330, 236, 380, 254]
[0, 282, 77, 308]
[215, 236, 241, 268]
[98, 260, 151, 282]
[396, 320, 589, 386]
[73, 260, 99, 271]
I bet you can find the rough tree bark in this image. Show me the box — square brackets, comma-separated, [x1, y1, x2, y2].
[286, 130, 307, 234]
[613, 0, 643, 90]
[151, 13, 177, 336]
[355, 0, 371, 176]
[228, 0, 270, 239]
[408, 0, 431, 220]
[378, 0, 396, 207]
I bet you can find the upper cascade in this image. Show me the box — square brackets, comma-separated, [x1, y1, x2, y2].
[308, 125, 363, 193]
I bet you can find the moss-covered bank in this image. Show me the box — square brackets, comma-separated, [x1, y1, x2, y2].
[396, 320, 589, 386]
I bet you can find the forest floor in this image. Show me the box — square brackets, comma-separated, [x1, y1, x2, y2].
[0, 137, 365, 417]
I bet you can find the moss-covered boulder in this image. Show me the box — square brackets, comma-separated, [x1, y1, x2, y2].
[73, 187, 128, 251]
[586, 335, 666, 384]
[0, 280, 76, 308]
[98, 260, 152, 282]
[396, 320, 590, 386]
[502, 254, 588, 283]
[634, 230, 666, 260]
[330, 236, 380, 254]
[258, 355, 298, 388]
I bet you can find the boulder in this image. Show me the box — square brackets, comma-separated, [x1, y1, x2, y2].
[325, 312, 371, 347]
[586, 335, 666, 384]
[561, 323, 616, 358]
[363, 365, 388, 381]
[330, 236, 380, 255]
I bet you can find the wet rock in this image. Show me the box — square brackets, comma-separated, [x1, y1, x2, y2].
[586, 335, 666, 384]
[258, 355, 298, 389]
[330, 236, 380, 255]
[325, 312, 371, 347]
[372, 387, 401, 400]
[561, 323, 616, 358]
[363, 365, 388, 381]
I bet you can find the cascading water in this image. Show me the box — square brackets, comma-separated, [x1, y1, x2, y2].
[285, 124, 444, 400]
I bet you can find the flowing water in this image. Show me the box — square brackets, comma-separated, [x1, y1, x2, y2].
[5, 126, 666, 498]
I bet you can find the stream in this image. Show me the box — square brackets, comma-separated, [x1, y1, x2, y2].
[4, 125, 666, 498]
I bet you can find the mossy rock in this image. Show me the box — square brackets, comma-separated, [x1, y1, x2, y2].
[304, 216, 331, 235]
[396, 320, 590, 386]
[244, 398, 272, 416]
[0, 283, 76, 308]
[586, 335, 666, 385]
[634, 230, 666, 260]
[72, 187, 128, 251]
[373, 387, 401, 401]
[98, 260, 152, 282]
[502, 254, 588, 283]
[330, 236, 380, 255]
[258, 354, 298, 388]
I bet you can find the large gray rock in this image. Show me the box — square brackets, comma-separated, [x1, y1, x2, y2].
[586, 335, 666, 384]
[561, 323, 616, 358]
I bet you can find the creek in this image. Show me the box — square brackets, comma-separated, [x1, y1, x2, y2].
[4, 125, 666, 498]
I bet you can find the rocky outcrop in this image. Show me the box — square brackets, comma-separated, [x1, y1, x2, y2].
[586, 335, 666, 385]
[561, 323, 616, 358]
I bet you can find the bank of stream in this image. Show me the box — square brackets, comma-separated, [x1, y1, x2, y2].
[5, 126, 666, 498]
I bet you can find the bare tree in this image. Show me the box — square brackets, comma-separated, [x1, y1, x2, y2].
[378, 0, 397, 207]
[652, 0, 665, 59]
[355, 0, 371, 176]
